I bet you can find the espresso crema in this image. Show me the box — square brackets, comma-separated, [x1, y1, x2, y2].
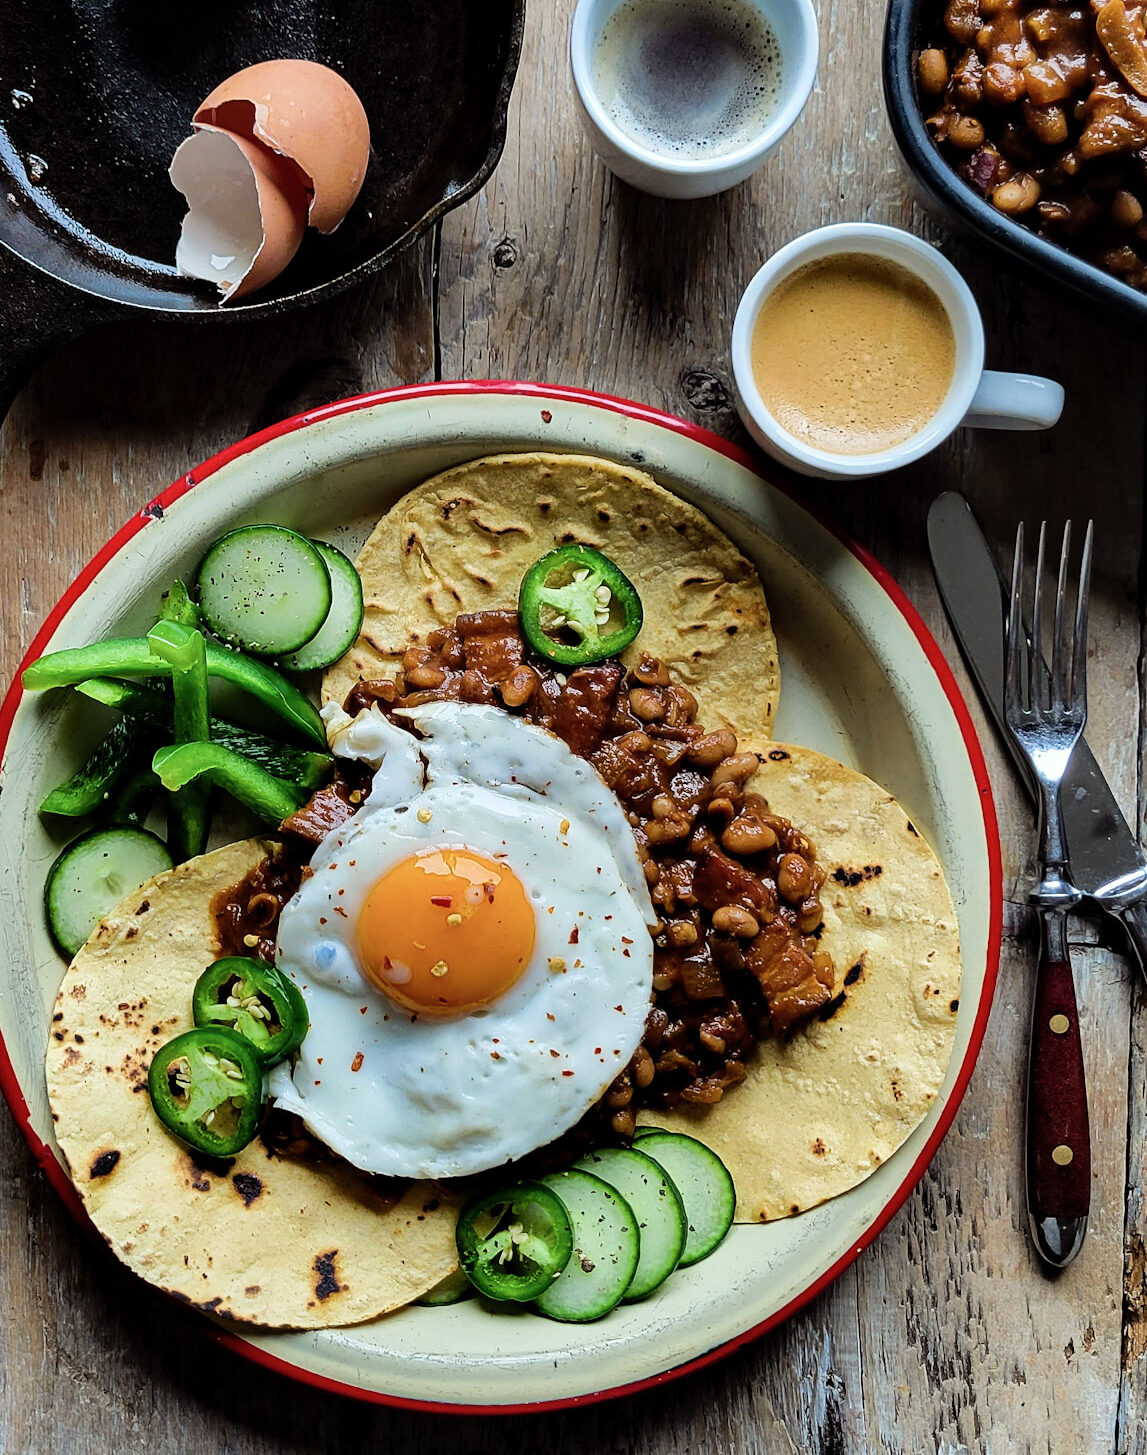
[592, 0, 783, 161]
[749, 254, 957, 456]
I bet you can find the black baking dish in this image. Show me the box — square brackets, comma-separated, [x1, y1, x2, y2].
[882, 0, 1147, 328]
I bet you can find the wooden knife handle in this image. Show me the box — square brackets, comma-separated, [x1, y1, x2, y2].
[1027, 910, 1090, 1228]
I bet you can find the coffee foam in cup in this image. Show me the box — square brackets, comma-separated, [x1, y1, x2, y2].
[591, 0, 784, 161]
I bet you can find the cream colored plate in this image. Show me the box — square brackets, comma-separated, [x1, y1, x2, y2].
[0, 384, 1000, 1410]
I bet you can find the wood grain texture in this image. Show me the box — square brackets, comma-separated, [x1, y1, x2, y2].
[1, 0, 1144, 1449]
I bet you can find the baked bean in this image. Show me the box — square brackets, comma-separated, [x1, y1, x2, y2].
[1113, 189, 1144, 227]
[652, 970, 676, 993]
[948, 113, 987, 148]
[643, 859, 660, 885]
[706, 795, 737, 823]
[632, 1047, 655, 1088]
[663, 684, 699, 723]
[698, 1027, 728, 1054]
[644, 813, 692, 845]
[402, 646, 433, 672]
[711, 905, 760, 938]
[992, 173, 1040, 212]
[777, 853, 813, 903]
[628, 687, 665, 721]
[710, 752, 759, 788]
[497, 664, 537, 707]
[633, 655, 670, 687]
[606, 1075, 633, 1108]
[918, 47, 950, 94]
[618, 730, 653, 754]
[667, 920, 699, 947]
[611, 1107, 637, 1138]
[721, 806, 778, 856]
[687, 728, 739, 766]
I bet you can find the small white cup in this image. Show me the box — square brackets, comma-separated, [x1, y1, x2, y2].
[569, 0, 819, 200]
[731, 223, 1065, 479]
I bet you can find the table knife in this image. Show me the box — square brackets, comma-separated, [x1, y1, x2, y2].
[927, 492, 1147, 978]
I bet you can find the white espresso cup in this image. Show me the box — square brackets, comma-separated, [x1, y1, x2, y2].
[569, 0, 819, 200]
[731, 223, 1065, 479]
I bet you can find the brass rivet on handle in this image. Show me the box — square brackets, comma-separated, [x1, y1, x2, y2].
[1050, 1013, 1070, 1035]
[1052, 1144, 1074, 1166]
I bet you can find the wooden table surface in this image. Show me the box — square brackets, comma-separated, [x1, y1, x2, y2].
[2, 1, 1145, 1451]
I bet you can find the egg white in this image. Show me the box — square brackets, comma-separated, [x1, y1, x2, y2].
[270, 705, 654, 1179]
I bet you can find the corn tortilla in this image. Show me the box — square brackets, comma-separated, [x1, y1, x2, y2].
[323, 452, 780, 738]
[45, 838, 460, 1330]
[641, 742, 961, 1222]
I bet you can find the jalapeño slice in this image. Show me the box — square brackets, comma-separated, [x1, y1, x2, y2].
[147, 1026, 263, 1158]
[455, 1181, 574, 1301]
[192, 957, 308, 1068]
[519, 544, 643, 667]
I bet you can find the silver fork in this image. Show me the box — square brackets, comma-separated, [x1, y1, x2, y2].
[1004, 519, 1093, 1269]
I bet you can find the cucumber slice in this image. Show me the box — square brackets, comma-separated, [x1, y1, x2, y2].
[534, 1168, 639, 1322]
[573, 1146, 686, 1299]
[45, 827, 174, 957]
[281, 541, 365, 672]
[414, 1268, 473, 1307]
[195, 525, 332, 656]
[630, 1130, 736, 1267]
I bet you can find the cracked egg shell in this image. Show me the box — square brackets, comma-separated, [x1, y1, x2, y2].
[170, 125, 308, 301]
[194, 59, 371, 235]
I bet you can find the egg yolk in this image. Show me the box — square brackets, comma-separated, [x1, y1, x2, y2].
[356, 848, 536, 1015]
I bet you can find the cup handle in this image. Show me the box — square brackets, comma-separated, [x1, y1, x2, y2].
[962, 370, 1065, 431]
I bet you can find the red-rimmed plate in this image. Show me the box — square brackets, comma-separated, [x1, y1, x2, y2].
[0, 382, 1000, 1411]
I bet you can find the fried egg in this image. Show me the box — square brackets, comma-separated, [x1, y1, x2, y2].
[269, 703, 655, 1179]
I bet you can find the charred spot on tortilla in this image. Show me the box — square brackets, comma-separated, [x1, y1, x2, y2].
[232, 1172, 264, 1207]
[843, 959, 865, 986]
[135, 900, 150, 915]
[89, 1150, 120, 1179]
[811, 1138, 827, 1157]
[832, 864, 884, 888]
[313, 1251, 342, 1300]
[891, 1078, 903, 1102]
[767, 748, 790, 761]
[950, 999, 960, 1013]
[817, 991, 847, 1023]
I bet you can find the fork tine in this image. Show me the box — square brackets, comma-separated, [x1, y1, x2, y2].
[1073, 520, 1093, 721]
[1051, 521, 1072, 711]
[1006, 522, 1025, 714]
[1031, 521, 1047, 713]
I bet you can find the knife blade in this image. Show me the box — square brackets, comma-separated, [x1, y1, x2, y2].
[927, 491, 1147, 980]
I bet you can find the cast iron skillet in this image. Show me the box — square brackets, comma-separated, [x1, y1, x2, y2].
[883, 0, 1147, 329]
[0, 0, 525, 417]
